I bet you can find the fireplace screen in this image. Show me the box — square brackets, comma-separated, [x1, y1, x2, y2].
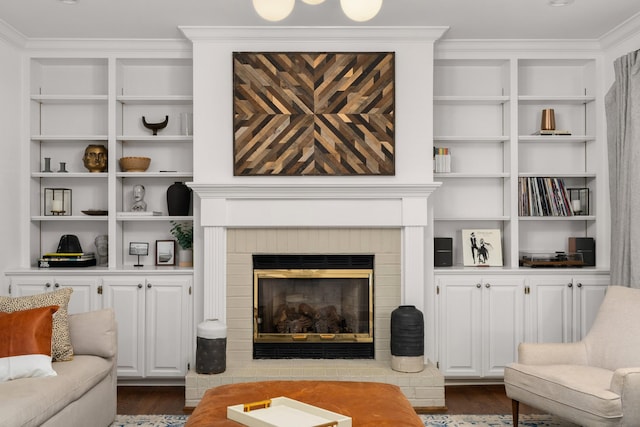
[253, 255, 374, 359]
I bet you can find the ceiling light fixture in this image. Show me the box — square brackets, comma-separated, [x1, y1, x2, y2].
[253, 0, 383, 22]
[548, 0, 574, 6]
[252, 0, 295, 22]
[339, 0, 383, 22]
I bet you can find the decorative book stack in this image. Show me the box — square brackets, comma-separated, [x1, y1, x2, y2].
[38, 252, 97, 268]
[433, 147, 451, 173]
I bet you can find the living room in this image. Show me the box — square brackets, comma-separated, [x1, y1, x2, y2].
[2, 1, 640, 426]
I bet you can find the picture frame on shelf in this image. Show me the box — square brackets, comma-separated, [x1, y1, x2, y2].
[462, 229, 503, 267]
[155, 240, 176, 266]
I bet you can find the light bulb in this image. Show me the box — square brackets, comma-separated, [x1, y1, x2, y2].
[340, 0, 383, 22]
[252, 0, 295, 22]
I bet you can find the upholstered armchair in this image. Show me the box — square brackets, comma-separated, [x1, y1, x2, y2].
[504, 285, 640, 427]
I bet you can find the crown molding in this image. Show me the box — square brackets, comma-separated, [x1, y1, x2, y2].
[0, 19, 27, 48]
[599, 11, 640, 51]
[435, 38, 602, 58]
[21, 38, 192, 56]
[180, 26, 449, 44]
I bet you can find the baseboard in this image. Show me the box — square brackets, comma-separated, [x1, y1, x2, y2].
[414, 406, 448, 414]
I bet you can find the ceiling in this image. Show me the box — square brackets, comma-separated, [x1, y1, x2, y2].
[1, 0, 640, 41]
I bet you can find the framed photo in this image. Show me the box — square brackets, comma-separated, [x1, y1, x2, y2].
[129, 242, 149, 256]
[155, 240, 176, 266]
[462, 229, 503, 267]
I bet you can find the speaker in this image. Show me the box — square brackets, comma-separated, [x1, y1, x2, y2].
[569, 237, 595, 266]
[434, 237, 453, 267]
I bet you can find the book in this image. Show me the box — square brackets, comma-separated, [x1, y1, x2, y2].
[42, 252, 95, 259]
[118, 211, 162, 216]
[39, 258, 97, 268]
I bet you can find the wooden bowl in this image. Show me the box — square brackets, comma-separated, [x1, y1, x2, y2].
[119, 157, 150, 172]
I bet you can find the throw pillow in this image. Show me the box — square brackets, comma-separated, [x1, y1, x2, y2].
[0, 305, 59, 382]
[0, 287, 74, 361]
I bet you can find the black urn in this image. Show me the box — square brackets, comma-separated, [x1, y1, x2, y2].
[166, 182, 191, 216]
[390, 305, 424, 357]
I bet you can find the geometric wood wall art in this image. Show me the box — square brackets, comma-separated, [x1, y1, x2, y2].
[233, 52, 395, 175]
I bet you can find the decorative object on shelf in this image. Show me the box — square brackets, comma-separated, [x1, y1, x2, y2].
[142, 115, 168, 136]
[129, 242, 149, 267]
[81, 209, 108, 216]
[82, 144, 108, 172]
[94, 235, 108, 267]
[131, 184, 147, 212]
[44, 188, 71, 216]
[433, 147, 451, 173]
[568, 187, 590, 215]
[434, 237, 453, 267]
[233, 52, 395, 176]
[540, 108, 556, 131]
[167, 182, 191, 216]
[155, 240, 176, 266]
[180, 112, 193, 136]
[57, 162, 68, 173]
[390, 305, 424, 373]
[568, 237, 595, 266]
[56, 234, 83, 253]
[42, 157, 52, 173]
[462, 229, 503, 267]
[119, 156, 150, 172]
[519, 251, 585, 268]
[170, 220, 193, 267]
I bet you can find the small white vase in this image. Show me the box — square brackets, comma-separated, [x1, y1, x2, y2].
[178, 248, 193, 267]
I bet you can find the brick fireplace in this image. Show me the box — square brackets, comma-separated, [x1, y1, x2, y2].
[185, 184, 444, 408]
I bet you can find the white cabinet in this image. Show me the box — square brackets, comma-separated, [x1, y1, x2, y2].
[437, 275, 525, 378]
[102, 275, 192, 378]
[8, 275, 101, 314]
[527, 274, 608, 343]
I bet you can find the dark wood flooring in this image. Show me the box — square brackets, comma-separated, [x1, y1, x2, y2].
[116, 384, 544, 415]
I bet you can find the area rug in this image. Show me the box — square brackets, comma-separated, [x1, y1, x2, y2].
[420, 414, 580, 426]
[111, 415, 188, 427]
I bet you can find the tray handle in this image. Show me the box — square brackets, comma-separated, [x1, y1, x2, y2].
[313, 422, 338, 427]
[243, 399, 272, 412]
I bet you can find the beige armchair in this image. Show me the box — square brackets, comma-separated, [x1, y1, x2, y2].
[505, 285, 640, 427]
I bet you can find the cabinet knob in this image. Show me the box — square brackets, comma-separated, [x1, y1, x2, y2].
[577, 282, 582, 288]
[137, 283, 143, 289]
[45, 282, 51, 288]
[147, 283, 152, 289]
[568, 283, 573, 288]
[485, 283, 491, 288]
[476, 283, 482, 288]
[54, 283, 60, 288]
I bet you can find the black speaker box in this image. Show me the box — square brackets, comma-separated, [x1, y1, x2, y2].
[434, 237, 453, 267]
[569, 237, 595, 266]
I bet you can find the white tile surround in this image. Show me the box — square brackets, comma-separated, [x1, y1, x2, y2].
[185, 185, 444, 408]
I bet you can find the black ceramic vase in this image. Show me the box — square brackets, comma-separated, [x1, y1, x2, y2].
[390, 305, 424, 357]
[167, 182, 191, 216]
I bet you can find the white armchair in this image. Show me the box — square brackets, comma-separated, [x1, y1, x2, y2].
[504, 285, 640, 427]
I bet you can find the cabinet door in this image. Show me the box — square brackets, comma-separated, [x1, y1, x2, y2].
[144, 276, 191, 377]
[528, 278, 573, 343]
[9, 275, 99, 313]
[482, 277, 524, 377]
[9, 276, 53, 296]
[438, 277, 482, 377]
[102, 277, 145, 377]
[573, 277, 608, 340]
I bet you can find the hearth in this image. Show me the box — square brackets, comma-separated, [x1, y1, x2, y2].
[253, 254, 374, 359]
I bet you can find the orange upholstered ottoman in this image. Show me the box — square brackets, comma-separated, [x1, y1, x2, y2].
[185, 380, 423, 427]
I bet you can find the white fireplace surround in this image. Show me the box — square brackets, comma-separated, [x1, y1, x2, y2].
[191, 183, 439, 326]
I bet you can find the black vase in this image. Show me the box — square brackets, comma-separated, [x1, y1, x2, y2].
[390, 305, 424, 357]
[167, 182, 191, 216]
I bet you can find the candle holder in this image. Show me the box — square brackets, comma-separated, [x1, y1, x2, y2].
[44, 188, 72, 216]
[568, 187, 589, 216]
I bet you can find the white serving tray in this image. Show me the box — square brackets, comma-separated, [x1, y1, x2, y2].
[227, 396, 352, 427]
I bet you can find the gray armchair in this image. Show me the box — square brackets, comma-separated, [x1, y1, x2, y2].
[505, 285, 640, 426]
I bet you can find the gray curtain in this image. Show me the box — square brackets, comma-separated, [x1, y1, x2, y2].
[605, 50, 640, 288]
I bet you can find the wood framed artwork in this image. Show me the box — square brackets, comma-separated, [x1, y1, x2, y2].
[233, 52, 395, 176]
[462, 229, 503, 267]
[155, 240, 176, 266]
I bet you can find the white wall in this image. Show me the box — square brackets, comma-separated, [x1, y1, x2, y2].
[0, 37, 23, 292]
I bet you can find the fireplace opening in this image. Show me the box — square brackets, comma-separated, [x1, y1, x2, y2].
[253, 254, 374, 359]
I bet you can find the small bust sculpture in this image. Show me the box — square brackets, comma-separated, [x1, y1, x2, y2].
[94, 235, 108, 266]
[131, 184, 147, 212]
[82, 144, 108, 172]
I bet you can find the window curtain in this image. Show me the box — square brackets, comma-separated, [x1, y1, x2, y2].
[605, 50, 640, 288]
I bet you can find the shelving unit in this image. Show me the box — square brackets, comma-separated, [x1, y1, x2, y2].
[25, 56, 193, 271]
[432, 56, 604, 270]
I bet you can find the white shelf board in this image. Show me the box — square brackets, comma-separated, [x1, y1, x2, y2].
[434, 172, 509, 178]
[434, 136, 509, 142]
[518, 95, 595, 104]
[32, 172, 108, 178]
[116, 172, 193, 178]
[117, 95, 193, 105]
[32, 215, 108, 221]
[434, 216, 510, 221]
[434, 95, 509, 105]
[519, 135, 595, 143]
[519, 215, 596, 221]
[116, 214, 193, 221]
[518, 172, 596, 179]
[31, 135, 108, 141]
[30, 94, 108, 104]
[117, 135, 193, 142]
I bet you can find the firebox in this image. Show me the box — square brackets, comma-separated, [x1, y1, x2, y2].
[253, 254, 374, 359]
